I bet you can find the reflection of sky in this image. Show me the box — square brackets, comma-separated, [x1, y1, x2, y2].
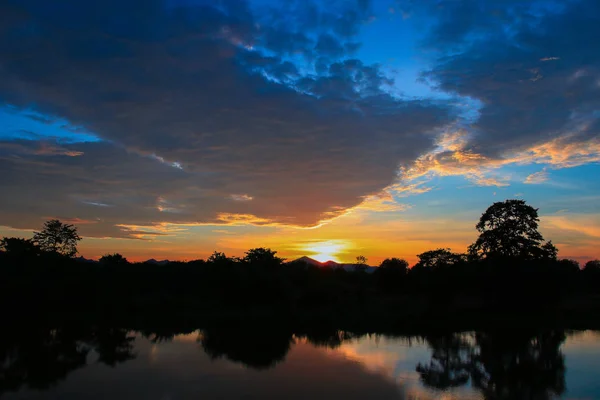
[561, 331, 600, 397]
[4, 331, 600, 400]
[3, 333, 405, 400]
[335, 335, 481, 400]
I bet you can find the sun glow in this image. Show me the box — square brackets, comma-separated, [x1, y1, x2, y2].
[301, 240, 349, 263]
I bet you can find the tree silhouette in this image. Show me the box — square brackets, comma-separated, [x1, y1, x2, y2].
[0, 237, 40, 257]
[413, 249, 464, 271]
[379, 257, 408, 272]
[584, 259, 600, 272]
[207, 251, 233, 264]
[99, 253, 129, 266]
[33, 220, 81, 257]
[468, 200, 556, 261]
[354, 255, 368, 272]
[376, 258, 408, 292]
[582, 260, 600, 285]
[355, 255, 367, 265]
[243, 248, 284, 267]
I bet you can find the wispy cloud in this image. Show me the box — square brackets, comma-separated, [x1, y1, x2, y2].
[524, 170, 549, 184]
[229, 194, 254, 202]
[544, 215, 600, 239]
[356, 191, 410, 213]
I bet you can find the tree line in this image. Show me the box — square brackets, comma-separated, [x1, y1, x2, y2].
[1, 199, 599, 320]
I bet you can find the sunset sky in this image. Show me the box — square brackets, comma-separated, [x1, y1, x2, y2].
[0, 0, 598, 265]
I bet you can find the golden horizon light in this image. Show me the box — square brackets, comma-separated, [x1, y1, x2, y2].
[298, 240, 350, 263]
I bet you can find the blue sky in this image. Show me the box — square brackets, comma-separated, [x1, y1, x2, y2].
[0, 0, 598, 263]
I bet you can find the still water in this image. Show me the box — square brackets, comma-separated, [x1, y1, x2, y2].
[2, 327, 600, 399]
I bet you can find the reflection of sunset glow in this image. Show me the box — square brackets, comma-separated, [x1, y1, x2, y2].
[300, 240, 349, 263]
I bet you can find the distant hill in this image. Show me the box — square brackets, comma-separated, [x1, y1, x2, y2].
[75, 256, 98, 264]
[291, 256, 376, 273]
[294, 256, 323, 266]
[144, 258, 170, 265]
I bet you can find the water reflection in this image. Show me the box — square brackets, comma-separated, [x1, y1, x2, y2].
[0, 326, 135, 395]
[1, 325, 599, 399]
[416, 333, 472, 390]
[415, 331, 566, 399]
[199, 327, 293, 369]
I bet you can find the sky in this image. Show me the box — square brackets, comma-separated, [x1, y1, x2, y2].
[0, 0, 599, 265]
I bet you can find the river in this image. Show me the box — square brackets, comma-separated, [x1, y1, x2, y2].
[2, 327, 600, 399]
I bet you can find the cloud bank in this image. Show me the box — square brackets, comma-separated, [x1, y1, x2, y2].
[0, 0, 598, 240]
[0, 0, 452, 237]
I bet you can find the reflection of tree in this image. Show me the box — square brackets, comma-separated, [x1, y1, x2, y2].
[92, 328, 136, 367]
[0, 328, 89, 394]
[140, 327, 196, 344]
[416, 333, 472, 389]
[416, 330, 567, 400]
[0, 326, 136, 395]
[471, 330, 566, 400]
[199, 328, 293, 370]
[297, 328, 358, 349]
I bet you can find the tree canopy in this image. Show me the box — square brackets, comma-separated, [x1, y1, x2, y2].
[0, 237, 40, 257]
[243, 248, 283, 267]
[99, 253, 129, 266]
[379, 257, 409, 273]
[414, 249, 465, 271]
[468, 200, 556, 261]
[33, 219, 81, 257]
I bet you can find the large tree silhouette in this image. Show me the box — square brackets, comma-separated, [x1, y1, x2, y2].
[468, 200, 556, 261]
[414, 249, 465, 271]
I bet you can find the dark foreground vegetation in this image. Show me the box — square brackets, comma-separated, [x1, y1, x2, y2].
[1, 200, 599, 324]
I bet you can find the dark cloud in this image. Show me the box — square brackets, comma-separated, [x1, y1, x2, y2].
[0, 0, 452, 235]
[423, 0, 600, 157]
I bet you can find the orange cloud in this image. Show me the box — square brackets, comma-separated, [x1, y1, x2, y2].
[214, 213, 276, 226]
[396, 128, 599, 192]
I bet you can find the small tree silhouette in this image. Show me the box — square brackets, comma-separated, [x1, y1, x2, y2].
[414, 249, 464, 271]
[243, 248, 284, 267]
[379, 257, 409, 273]
[99, 253, 129, 266]
[207, 251, 229, 263]
[33, 220, 81, 257]
[354, 255, 368, 271]
[584, 260, 600, 271]
[376, 258, 409, 292]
